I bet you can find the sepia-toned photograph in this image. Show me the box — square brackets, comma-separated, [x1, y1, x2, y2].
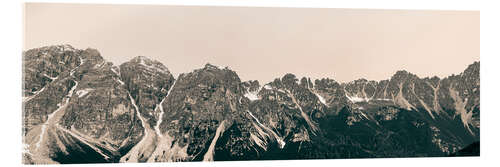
[22, 3, 479, 164]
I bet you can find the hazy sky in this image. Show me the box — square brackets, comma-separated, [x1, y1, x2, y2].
[25, 3, 479, 83]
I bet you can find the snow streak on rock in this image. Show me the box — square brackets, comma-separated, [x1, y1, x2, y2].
[120, 93, 156, 162]
[244, 86, 261, 101]
[394, 82, 416, 110]
[286, 90, 318, 133]
[344, 87, 371, 103]
[23, 73, 61, 103]
[155, 80, 176, 137]
[312, 90, 329, 107]
[23, 87, 46, 103]
[35, 80, 78, 150]
[111, 67, 120, 75]
[136, 56, 170, 74]
[411, 83, 435, 119]
[76, 88, 94, 98]
[247, 110, 285, 149]
[42, 73, 58, 80]
[55, 125, 111, 160]
[426, 81, 443, 115]
[449, 87, 474, 135]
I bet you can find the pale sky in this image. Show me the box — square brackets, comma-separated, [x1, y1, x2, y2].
[24, 3, 479, 83]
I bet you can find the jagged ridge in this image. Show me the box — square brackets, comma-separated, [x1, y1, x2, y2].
[22, 45, 480, 164]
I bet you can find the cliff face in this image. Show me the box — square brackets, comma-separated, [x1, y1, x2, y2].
[22, 45, 480, 164]
[23, 46, 144, 163]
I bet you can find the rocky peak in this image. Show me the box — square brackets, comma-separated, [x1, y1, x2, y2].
[80, 48, 103, 62]
[119, 56, 175, 128]
[126, 56, 171, 74]
[23, 44, 83, 95]
[423, 76, 441, 88]
[185, 64, 242, 93]
[202, 63, 229, 71]
[342, 78, 372, 89]
[24, 44, 80, 57]
[313, 78, 340, 90]
[461, 61, 479, 83]
[203, 63, 218, 69]
[130, 55, 149, 62]
[23, 45, 148, 164]
[393, 70, 410, 76]
[390, 70, 420, 82]
[342, 78, 378, 104]
[280, 73, 300, 89]
[299, 77, 314, 89]
[153, 63, 248, 161]
[465, 61, 480, 72]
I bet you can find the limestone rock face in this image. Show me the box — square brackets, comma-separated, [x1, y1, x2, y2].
[23, 45, 82, 133]
[58, 49, 145, 153]
[23, 45, 82, 96]
[120, 56, 175, 128]
[22, 45, 480, 164]
[156, 64, 247, 161]
[23, 46, 144, 164]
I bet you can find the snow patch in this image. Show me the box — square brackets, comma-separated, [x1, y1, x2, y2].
[70, 69, 76, 76]
[78, 56, 85, 66]
[374, 98, 392, 101]
[43, 73, 57, 80]
[23, 87, 46, 103]
[115, 78, 125, 85]
[76, 88, 94, 98]
[111, 68, 120, 75]
[244, 91, 260, 101]
[359, 110, 370, 120]
[346, 94, 371, 103]
[137, 56, 170, 74]
[93, 60, 106, 69]
[312, 91, 328, 107]
[244, 85, 262, 101]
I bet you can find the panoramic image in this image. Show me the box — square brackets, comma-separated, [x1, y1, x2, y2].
[22, 3, 479, 164]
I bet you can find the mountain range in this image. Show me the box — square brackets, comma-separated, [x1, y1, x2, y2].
[22, 45, 479, 164]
